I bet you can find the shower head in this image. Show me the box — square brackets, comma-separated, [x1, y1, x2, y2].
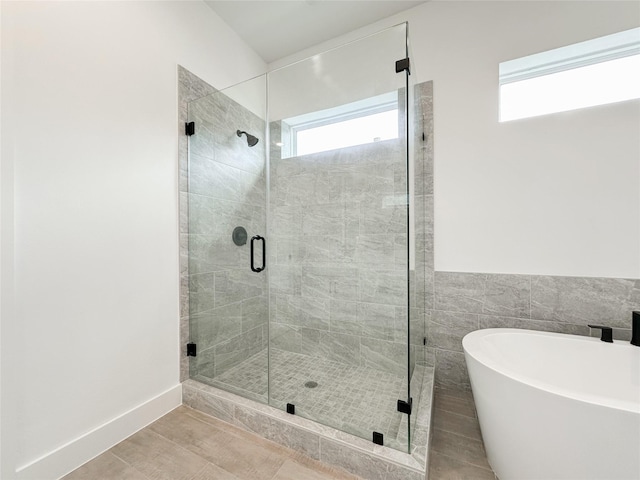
[236, 130, 259, 147]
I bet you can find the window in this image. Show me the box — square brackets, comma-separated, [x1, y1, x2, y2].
[282, 92, 399, 157]
[499, 28, 640, 122]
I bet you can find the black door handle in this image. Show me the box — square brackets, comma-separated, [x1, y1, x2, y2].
[250, 235, 265, 273]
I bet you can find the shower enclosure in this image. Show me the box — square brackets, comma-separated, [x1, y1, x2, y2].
[185, 23, 424, 453]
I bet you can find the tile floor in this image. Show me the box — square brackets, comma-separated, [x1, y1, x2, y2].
[65, 387, 496, 480]
[199, 349, 410, 450]
[428, 388, 496, 480]
[63, 406, 361, 480]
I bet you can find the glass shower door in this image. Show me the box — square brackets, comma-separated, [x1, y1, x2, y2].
[186, 75, 269, 404]
[267, 23, 413, 452]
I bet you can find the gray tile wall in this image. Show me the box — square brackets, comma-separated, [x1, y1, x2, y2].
[179, 66, 268, 382]
[430, 271, 640, 391]
[267, 83, 434, 376]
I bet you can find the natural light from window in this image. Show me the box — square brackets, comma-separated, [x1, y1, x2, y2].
[499, 27, 640, 122]
[295, 109, 398, 156]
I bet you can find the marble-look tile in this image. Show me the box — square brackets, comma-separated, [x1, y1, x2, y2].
[233, 407, 321, 460]
[183, 384, 235, 424]
[300, 329, 361, 365]
[359, 203, 407, 235]
[329, 300, 359, 335]
[189, 273, 215, 314]
[214, 269, 264, 307]
[189, 154, 265, 206]
[302, 267, 358, 301]
[62, 452, 147, 480]
[301, 203, 358, 236]
[180, 275, 189, 318]
[271, 265, 303, 296]
[435, 272, 530, 318]
[435, 349, 470, 391]
[180, 315, 190, 382]
[180, 233, 189, 276]
[360, 336, 406, 375]
[354, 234, 397, 265]
[188, 234, 244, 274]
[273, 294, 330, 331]
[191, 303, 243, 348]
[110, 428, 207, 480]
[428, 451, 495, 480]
[270, 324, 302, 353]
[358, 268, 407, 306]
[320, 438, 423, 480]
[357, 302, 402, 342]
[271, 172, 345, 207]
[214, 327, 264, 375]
[531, 276, 640, 327]
[427, 311, 479, 352]
[242, 296, 268, 332]
[478, 314, 589, 336]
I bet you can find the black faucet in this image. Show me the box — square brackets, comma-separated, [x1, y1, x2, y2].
[588, 324, 613, 343]
[632, 311, 640, 347]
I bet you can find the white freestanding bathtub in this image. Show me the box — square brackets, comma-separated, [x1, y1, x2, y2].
[463, 328, 640, 480]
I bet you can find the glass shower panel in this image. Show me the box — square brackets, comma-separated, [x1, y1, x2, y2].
[187, 75, 269, 404]
[268, 23, 412, 452]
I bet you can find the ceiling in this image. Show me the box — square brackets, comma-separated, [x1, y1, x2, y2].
[205, 1, 427, 63]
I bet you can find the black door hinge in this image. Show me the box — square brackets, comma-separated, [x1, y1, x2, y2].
[395, 57, 410, 75]
[186, 342, 197, 357]
[373, 431, 384, 445]
[397, 398, 412, 415]
[185, 122, 195, 136]
[423, 337, 427, 346]
[286, 403, 295, 415]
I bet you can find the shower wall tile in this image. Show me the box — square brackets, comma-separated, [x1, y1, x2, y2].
[358, 268, 407, 306]
[531, 276, 640, 327]
[301, 266, 358, 301]
[188, 273, 215, 314]
[300, 329, 361, 365]
[189, 155, 265, 206]
[179, 67, 268, 384]
[191, 305, 243, 349]
[360, 337, 406, 375]
[272, 294, 330, 331]
[270, 324, 302, 353]
[329, 300, 360, 335]
[301, 203, 358, 236]
[270, 265, 302, 296]
[213, 269, 264, 308]
[241, 296, 268, 332]
[214, 326, 263, 375]
[270, 205, 302, 236]
[357, 302, 400, 342]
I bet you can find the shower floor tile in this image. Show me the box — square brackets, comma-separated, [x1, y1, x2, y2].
[207, 349, 410, 451]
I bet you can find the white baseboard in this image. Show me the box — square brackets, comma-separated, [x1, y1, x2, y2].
[14, 384, 182, 480]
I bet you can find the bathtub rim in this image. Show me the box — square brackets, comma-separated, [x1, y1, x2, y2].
[463, 328, 640, 414]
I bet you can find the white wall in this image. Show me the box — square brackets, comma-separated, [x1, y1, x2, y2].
[0, 2, 265, 478]
[271, 1, 640, 279]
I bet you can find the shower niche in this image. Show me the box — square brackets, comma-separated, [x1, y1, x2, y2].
[183, 23, 434, 472]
